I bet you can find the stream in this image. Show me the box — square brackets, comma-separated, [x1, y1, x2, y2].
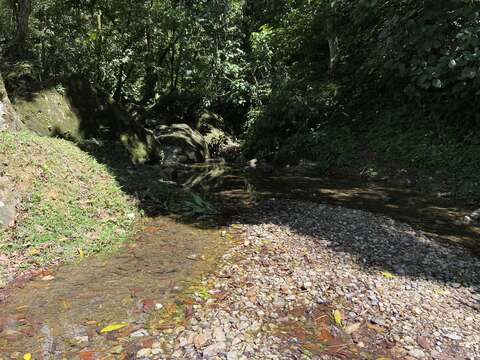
[0, 164, 478, 358]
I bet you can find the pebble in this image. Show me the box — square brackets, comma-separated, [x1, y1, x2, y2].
[150, 200, 480, 359]
[444, 333, 462, 341]
[136, 348, 152, 358]
[130, 329, 149, 338]
[408, 349, 426, 358]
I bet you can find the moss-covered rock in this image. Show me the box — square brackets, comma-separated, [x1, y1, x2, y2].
[153, 123, 209, 163]
[13, 87, 85, 140]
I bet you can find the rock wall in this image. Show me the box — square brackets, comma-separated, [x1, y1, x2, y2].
[0, 72, 22, 131]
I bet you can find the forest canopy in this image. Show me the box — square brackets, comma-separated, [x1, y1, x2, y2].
[1, 0, 479, 195]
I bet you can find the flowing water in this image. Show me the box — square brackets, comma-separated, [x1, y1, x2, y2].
[1, 164, 478, 358]
[0, 217, 229, 358]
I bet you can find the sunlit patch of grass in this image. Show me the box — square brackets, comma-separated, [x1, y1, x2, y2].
[0, 130, 137, 268]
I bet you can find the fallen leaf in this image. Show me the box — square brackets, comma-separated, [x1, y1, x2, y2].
[23, 353, 31, 360]
[99, 322, 128, 333]
[433, 288, 449, 296]
[28, 248, 40, 256]
[333, 309, 343, 326]
[79, 351, 98, 360]
[381, 271, 396, 279]
[345, 322, 361, 334]
[41, 275, 55, 281]
[317, 328, 332, 341]
[366, 322, 385, 333]
[78, 249, 85, 258]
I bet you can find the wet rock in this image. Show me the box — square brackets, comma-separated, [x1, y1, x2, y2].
[465, 208, 480, 225]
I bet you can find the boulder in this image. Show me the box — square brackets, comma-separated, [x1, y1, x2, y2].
[0, 72, 22, 131]
[152, 123, 209, 164]
[196, 111, 224, 133]
[465, 208, 480, 226]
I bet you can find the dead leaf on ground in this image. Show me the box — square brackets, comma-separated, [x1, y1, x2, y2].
[345, 322, 362, 334]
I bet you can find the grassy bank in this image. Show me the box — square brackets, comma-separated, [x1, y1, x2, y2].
[0, 130, 137, 283]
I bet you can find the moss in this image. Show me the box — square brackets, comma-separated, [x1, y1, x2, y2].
[0, 130, 137, 270]
[120, 132, 152, 165]
[13, 88, 84, 140]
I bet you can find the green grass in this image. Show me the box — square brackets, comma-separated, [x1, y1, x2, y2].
[0, 130, 137, 271]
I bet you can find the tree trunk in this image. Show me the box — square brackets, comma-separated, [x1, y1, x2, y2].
[0, 72, 22, 131]
[7, 0, 32, 55]
[325, 17, 339, 76]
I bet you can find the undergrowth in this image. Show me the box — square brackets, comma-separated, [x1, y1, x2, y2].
[367, 110, 480, 200]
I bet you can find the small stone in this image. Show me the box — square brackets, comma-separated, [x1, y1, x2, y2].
[444, 333, 461, 341]
[136, 348, 152, 358]
[151, 348, 162, 355]
[369, 316, 386, 327]
[110, 345, 123, 354]
[213, 327, 226, 342]
[301, 281, 312, 290]
[130, 329, 149, 338]
[203, 342, 226, 357]
[226, 350, 239, 360]
[417, 336, 432, 349]
[155, 303, 163, 310]
[74, 336, 89, 343]
[408, 349, 426, 359]
[193, 334, 208, 349]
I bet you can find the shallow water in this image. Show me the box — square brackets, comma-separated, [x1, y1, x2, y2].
[1, 164, 478, 358]
[0, 217, 228, 358]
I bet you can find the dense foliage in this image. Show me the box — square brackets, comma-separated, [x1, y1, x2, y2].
[1, 0, 479, 197]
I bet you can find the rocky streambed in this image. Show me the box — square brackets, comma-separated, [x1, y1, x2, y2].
[149, 200, 480, 360]
[0, 166, 479, 359]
